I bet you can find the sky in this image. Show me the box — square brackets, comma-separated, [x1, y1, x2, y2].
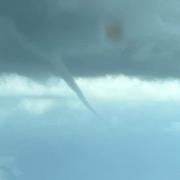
[1, 0, 180, 180]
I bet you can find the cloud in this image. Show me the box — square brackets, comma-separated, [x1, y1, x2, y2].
[1, 74, 180, 114]
[0, 0, 180, 79]
[79, 76, 180, 102]
[19, 98, 57, 114]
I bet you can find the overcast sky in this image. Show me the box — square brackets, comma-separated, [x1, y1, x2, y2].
[1, 0, 180, 180]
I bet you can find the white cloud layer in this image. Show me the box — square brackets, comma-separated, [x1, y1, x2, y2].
[0, 74, 180, 116]
[79, 76, 180, 102]
[0, 74, 180, 102]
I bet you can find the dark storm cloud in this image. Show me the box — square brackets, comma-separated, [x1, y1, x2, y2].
[0, 0, 180, 79]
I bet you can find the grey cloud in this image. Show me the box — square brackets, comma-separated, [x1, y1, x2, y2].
[0, 0, 180, 79]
